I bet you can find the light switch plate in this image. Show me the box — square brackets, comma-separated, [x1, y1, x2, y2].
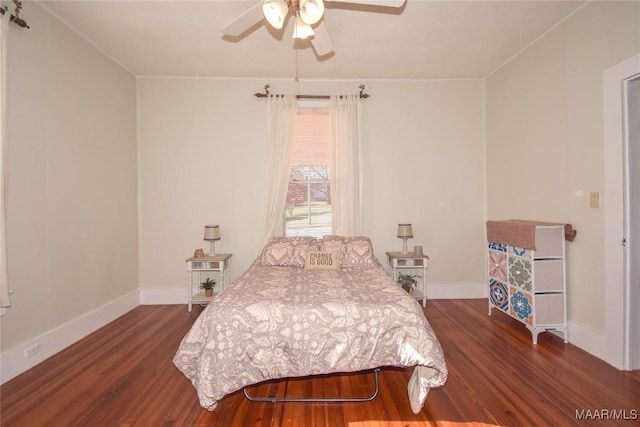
[590, 192, 600, 208]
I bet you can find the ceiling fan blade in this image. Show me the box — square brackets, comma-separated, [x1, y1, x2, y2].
[311, 20, 334, 56]
[221, 2, 264, 36]
[326, 0, 405, 7]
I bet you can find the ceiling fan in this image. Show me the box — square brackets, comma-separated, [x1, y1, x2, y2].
[222, 0, 406, 56]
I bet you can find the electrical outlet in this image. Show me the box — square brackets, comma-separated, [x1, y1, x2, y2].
[24, 343, 39, 359]
[590, 192, 600, 209]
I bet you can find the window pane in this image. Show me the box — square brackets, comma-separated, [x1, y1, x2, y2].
[285, 170, 331, 238]
[291, 109, 329, 166]
[285, 108, 331, 238]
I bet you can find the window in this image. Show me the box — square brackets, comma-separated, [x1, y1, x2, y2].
[284, 107, 331, 238]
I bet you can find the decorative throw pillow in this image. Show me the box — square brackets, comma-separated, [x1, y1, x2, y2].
[304, 250, 340, 271]
[319, 235, 348, 261]
[261, 237, 318, 267]
[342, 236, 376, 267]
[321, 235, 348, 245]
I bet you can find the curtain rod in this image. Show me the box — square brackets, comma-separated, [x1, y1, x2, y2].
[1, 1, 29, 29]
[254, 84, 370, 100]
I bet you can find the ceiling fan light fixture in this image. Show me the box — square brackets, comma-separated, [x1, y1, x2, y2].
[292, 14, 314, 39]
[299, 0, 324, 25]
[262, 0, 289, 30]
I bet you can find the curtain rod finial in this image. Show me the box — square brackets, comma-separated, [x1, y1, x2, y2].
[359, 84, 370, 99]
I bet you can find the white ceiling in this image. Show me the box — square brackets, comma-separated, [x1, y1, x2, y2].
[39, 0, 587, 79]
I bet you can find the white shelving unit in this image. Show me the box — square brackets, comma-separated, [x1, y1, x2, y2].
[487, 222, 567, 344]
[186, 254, 232, 312]
[386, 251, 429, 308]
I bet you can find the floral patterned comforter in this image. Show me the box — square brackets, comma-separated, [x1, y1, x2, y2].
[173, 261, 448, 413]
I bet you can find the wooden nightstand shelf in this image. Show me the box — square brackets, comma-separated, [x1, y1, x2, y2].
[386, 252, 429, 308]
[186, 254, 232, 312]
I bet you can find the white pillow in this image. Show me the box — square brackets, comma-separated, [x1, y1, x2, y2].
[261, 237, 319, 267]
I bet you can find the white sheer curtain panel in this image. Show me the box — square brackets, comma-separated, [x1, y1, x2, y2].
[260, 95, 297, 250]
[0, 11, 10, 308]
[330, 95, 363, 236]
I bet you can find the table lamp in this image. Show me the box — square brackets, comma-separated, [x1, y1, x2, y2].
[397, 223, 413, 254]
[204, 225, 221, 256]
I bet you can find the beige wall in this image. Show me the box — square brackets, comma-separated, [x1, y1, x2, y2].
[137, 78, 486, 293]
[485, 1, 640, 333]
[9, 0, 636, 379]
[1, 3, 138, 350]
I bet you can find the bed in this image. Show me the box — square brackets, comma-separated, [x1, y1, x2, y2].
[173, 236, 447, 413]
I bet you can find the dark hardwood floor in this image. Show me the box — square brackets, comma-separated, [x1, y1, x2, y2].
[1, 299, 639, 426]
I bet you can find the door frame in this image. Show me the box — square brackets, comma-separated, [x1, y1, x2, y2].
[603, 53, 640, 370]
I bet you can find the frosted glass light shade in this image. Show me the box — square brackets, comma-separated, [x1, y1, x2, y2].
[299, 0, 324, 25]
[263, 0, 289, 29]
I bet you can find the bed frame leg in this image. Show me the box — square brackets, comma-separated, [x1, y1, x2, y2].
[242, 368, 380, 403]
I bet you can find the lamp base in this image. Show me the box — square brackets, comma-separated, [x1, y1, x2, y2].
[209, 241, 216, 257]
[401, 238, 409, 254]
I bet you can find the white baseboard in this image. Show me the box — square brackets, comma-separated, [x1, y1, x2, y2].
[568, 320, 606, 364]
[0, 290, 139, 385]
[428, 285, 611, 367]
[139, 283, 488, 306]
[0, 284, 612, 386]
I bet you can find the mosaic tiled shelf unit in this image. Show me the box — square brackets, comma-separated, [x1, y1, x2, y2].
[487, 222, 567, 344]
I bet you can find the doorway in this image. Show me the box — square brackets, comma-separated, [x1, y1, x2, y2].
[628, 77, 640, 370]
[604, 54, 640, 371]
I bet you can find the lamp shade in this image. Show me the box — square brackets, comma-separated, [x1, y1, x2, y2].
[397, 224, 413, 238]
[204, 225, 221, 241]
[262, 0, 289, 29]
[299, 0, 324, 25]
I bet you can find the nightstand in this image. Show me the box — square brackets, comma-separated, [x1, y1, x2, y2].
[186, 254, 232, 312]
[386, 252, 429, 308]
